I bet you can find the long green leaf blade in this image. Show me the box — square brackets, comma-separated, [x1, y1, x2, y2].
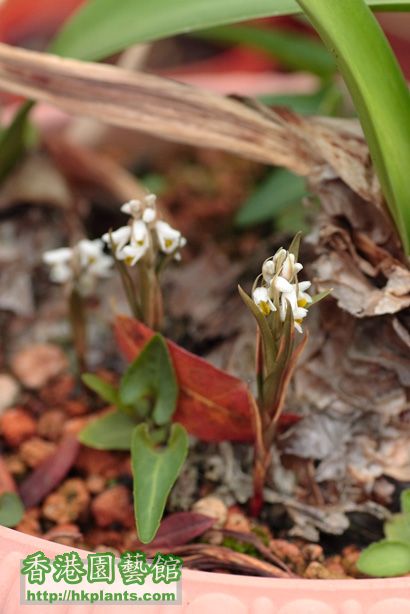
[50, 0, 410, 61]
[296, 0, 410, 254]
[198, 25, 336, 77]
[236, 169, 307, 227]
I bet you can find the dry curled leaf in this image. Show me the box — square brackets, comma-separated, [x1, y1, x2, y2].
[0, 42, 379, 203]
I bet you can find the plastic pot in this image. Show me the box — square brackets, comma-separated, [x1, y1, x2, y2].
[0, 525, 409, 613]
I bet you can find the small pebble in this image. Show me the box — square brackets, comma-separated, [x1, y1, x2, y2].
[0, 374, 20, 413]
[91, 485, 134, 529]
[20, 437, 57, 468]
[43, 478, 90, 523]
[0, 407, 36, 447]
[224, 505, 250, 532]
[37, 409, 66, 441]
[86, 474, 106, 494]
[192, 496, 227, 529]
[11, 344, 68, 389]
[4, 454, 26, 477]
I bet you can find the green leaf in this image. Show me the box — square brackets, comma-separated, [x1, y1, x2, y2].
[197, 25, 335, 77]
[119, 334, 178, 426]
[401, 489, 410, 514]
[82, 373, 119, 406]
[357, 541, 410, 577]
[296, 0, 410, 255]
[0, 492, 24, 528]
[79, 410, 135, 450]
[288, 231, 303, 260]
[0, 101, 34, 183]
[235, 169, 307, 228]
[50, 0, 410, 62]
[238, 285, 276, 374]
[309, 289, 332, 305]
[384, 514, 410, 545]
[259, 88, 341, 116]
[131, 423, 188, 543]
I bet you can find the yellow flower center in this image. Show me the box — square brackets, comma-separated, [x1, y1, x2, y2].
[259, 301, 271, 316]
[298, 298, 308, 308]
[125, 256, 134, 266]
[165, 238, 174, 249]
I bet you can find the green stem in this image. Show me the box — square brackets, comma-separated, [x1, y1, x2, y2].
[296, 0, 410, 255]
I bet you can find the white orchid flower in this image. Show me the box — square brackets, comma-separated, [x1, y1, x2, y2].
[253, 287, 276, 316]
[102, 226, 131, 258]
[77, 239, 104, 267]
[43, 247, 73, 266]
[43, 248, 73, 284]
[155, 220, 185, 254]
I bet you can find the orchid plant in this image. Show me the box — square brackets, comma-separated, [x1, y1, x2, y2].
[239, 234, 329, 514]
[43, 239, 113, 370]
[103, 193, 186, 330]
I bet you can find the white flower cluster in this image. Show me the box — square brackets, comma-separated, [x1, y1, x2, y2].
[252, 248, 312, 333]
[102, 194, 186, 266]
[43, 239, 113, 292]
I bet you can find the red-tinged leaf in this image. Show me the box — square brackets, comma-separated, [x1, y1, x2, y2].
[276, 412, 302, 432]
[19, 435, 80, 507]
[0, 0, 85, 44]
[135, 512, 215, 550]
[115, 316, 254, 442]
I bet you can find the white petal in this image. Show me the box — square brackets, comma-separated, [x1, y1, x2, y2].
[294, 321, 303, 334]
[43, 247, 73, 266]
[103, 226, 131, 250]
[142, 208, 156, 223]
[298, 281, 311, 292]
[262, 260, 275, 283]
[274, 276, 294, 293]
[122, 243, 148, 266]
[121, 199, 141, 217]
[144, 194, 157, 207]
[131, 220, 149, 246]
[49, 264, 72, 283]
[295, 263, 303, 273]
[293, 306, 308, 320]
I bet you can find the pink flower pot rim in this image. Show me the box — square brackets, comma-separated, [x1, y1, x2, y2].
[2, 524, 409, 591]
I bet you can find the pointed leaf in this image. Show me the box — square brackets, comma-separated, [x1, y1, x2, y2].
[401, 489, 410, 514]
[120, 334, 178, 426]
[132, 423, 188, 543]
[357, 541, 410, 577]
[79, 409, 135, 450]
[115, 316, 254, 442]
[0, 492, 24, 528]
[82, 373, 119, 406]
[310, 289, 332, 306]
[288, 231, 302, 260]
[238, 285, 275, 374]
